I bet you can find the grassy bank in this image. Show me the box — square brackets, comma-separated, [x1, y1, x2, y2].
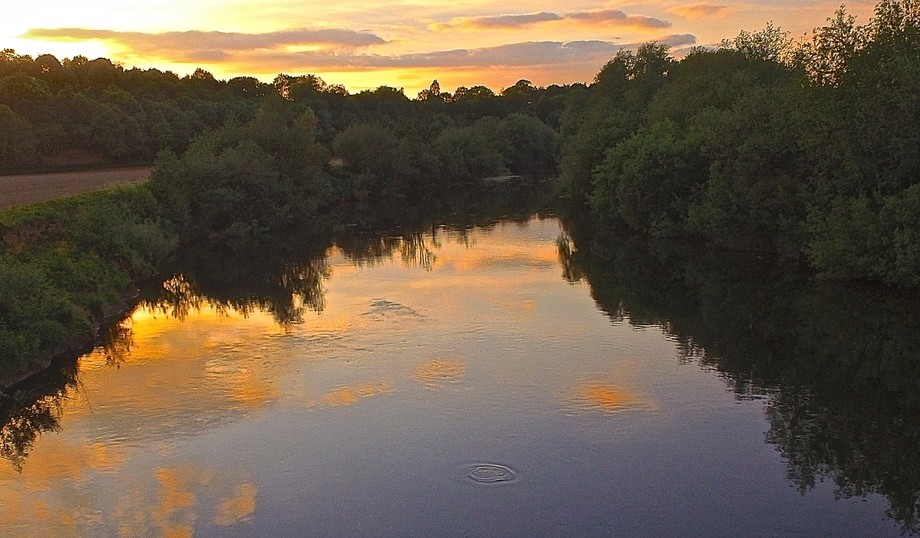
[0, 184, 177, 385]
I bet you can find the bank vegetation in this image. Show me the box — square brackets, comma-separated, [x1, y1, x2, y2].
[1, 0, 918, 379]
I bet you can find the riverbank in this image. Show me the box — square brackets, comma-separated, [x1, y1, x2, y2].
[0, 182, 178, 387]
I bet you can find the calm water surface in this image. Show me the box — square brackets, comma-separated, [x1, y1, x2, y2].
[1, 215, 915, 536]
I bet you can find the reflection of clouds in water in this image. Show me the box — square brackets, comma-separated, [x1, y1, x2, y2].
[154, 466, 197, 535]
[214, 483, 258, 526]
[446, 242, 560, 273]
[0, 436, 129, 486]
[1, 216, 577, 533]
[496, 298, 537, 314]
[149, 466, 258, 534]
[324, 382, 392, 407]
[205, 356, 277, 409]
[414, 359, 467, 389]
[0, 458, 256, 535]
[570, 383, 654, 413]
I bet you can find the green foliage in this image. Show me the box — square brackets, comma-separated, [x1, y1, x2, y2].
[805, 196, 889, 280]
[562, 0, 920, 285]
[687, 85, 806, 251]
[332, 122, 415, 198]
[0, 104, 37, 168]
[330, 113, 556, 203]
[433, 120, 509, 182]
[0, 258, 91, 369]
[807, 186, 920, 287]
[68, 188, 178, 278]
[883, 184, 920, 286]
[4, 0, 920, 378]
[721, 22, 793, 63]
[558, 44, 672, 203]
[501, 113, 559, 176]
[149, 99, 330, 251]
[590, 120, 706, 236]
[0, 184, 179, 374]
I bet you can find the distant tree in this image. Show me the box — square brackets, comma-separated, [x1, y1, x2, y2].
[0, 104, 38, 169]
[721, 22, 792, 63]
[332, 122, 414, 198]
[501, 113, 559, 176]
[794, 8, 867, 85]
[0, 73, 52, 121]
[501, 79, 538, 113]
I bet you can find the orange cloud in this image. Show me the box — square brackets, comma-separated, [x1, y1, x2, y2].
[23, 27, 387, 62]
[669, 4, 734, 20]
[434, 9, 671, 31]
[568, 9, 672, 28]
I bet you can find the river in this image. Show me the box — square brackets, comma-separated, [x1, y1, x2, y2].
[1, 213, 918, 536]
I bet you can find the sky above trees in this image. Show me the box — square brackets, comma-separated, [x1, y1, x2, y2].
[2, 0, 881, 93]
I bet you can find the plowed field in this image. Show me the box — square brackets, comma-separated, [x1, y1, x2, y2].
[0, 166, 153, 210]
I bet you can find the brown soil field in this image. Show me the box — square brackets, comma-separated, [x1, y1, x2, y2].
[0, 166, 154, 210]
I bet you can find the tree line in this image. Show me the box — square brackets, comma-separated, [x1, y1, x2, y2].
[0, 49, 566, 172]
[561, 0, 920, 287]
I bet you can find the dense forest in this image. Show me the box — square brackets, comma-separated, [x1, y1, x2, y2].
[0, 48, 563, 173]
[563, 1, 920, 288]
[1, 0, 919, 378]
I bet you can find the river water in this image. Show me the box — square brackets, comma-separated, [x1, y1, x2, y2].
[1, 214, 918, 536]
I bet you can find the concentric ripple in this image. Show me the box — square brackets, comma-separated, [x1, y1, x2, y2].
[467, 463, 517, 484]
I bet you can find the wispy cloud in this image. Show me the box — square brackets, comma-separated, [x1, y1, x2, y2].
[240, 40, 622, 71]
[18, 16, 695, 92]
[235, 34, 696, 72]
[668, 4, 734, 20]
[567, 9, 672, 28]
[23, 27, 388, 57]
[446, 12, 563, 29]
[434, 9, 671, 31]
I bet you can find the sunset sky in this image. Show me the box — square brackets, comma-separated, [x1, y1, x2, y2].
[2, 1, 880, 94]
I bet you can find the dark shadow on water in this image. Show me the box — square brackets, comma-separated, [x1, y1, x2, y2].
[0, 360, 76, 471]
[559, 218, 920, 534]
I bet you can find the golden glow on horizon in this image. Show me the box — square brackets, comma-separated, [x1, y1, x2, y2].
[2, 1, 881, 94]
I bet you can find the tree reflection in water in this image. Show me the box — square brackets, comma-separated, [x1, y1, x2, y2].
[336, 230, 439, 271]
[0, 321, 138, 470]
[0, 180, 556, 472]
[559, 224, 920, 534]
[144, 239, 332, 326]
[4, 201, 919, 533]
[0, 363, 74, 471]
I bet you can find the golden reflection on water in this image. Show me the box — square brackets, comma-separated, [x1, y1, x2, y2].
[0, 454, 257, 535]
[324, 382, 393, 406]
[414, 359, 467, 389]
[154, 467, 197, 536]
[570, 383, 653, 413]
[0, 217, 587, 533]
[214, 483, 258, 526]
